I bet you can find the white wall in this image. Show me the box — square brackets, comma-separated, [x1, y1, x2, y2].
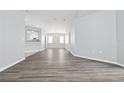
[65, 17, 76, 52]
[25, 12, 45, 53]
[69, 21, 76, 53]
[71, 11, 117, 62]
[116, 11, 124, 64]
[25, 42, 41, 52]
[0, 11, 25, 71]
[25, 26, 43, 53]
[65, 32, 70, 50]
[65, 27, 70, 50]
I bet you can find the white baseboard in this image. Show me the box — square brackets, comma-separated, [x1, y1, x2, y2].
[70, 51, 124, 67]
[65, 48, 70, 51]
[0, 58, 25, 72]
[25, 48, 45, 57]
[25, 48, 44, 53]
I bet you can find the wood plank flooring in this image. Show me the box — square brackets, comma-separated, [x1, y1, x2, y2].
[0, 49, 124, 82]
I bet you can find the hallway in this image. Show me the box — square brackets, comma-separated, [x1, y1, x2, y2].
[0, 49, 124, 82]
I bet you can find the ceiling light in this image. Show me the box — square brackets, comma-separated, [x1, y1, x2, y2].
[64, 19, 66, 21]
[53, 18, 57, 21]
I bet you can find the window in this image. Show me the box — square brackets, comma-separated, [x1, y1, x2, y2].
[60, 36, 64, 43]
[48, 36, 53, 43]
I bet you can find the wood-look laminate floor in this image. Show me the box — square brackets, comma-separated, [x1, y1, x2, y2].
[0, 49, 124, 82]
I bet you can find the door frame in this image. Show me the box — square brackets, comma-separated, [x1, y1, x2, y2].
[46, 33, 65, 49]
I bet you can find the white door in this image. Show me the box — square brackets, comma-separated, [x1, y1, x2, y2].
[47, 33, 65, 48]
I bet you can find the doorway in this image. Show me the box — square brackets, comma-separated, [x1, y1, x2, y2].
[46, 33, 65, 48]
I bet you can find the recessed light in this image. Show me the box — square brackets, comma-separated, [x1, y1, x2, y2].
[53, 18, 57, 20]
[64, 19, 66, 21]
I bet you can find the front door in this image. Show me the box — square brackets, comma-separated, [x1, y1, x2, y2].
[47, 33, 65, 48]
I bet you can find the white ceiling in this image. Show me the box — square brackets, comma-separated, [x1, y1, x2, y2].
[26, 10, 99, 22]
[25, 10, 100, 33]
[27, 10, 76, 20]
[76, 10, 100, 17]
[25, 10, 76, 33]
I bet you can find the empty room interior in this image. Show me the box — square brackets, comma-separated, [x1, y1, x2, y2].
[0, 10, 124, 82]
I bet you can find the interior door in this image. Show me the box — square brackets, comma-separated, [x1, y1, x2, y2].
[47, 33, 65, 48]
